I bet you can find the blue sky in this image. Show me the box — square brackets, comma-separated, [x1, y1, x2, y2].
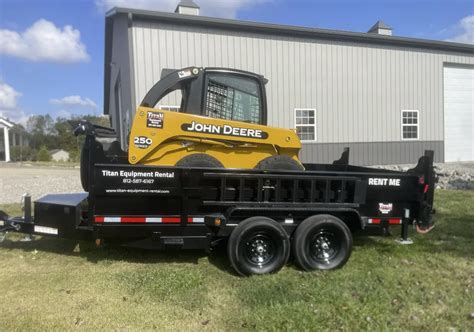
[0, 0, 472, 124]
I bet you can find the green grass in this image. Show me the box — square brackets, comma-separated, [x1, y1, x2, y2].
[0, 190, 473, 330]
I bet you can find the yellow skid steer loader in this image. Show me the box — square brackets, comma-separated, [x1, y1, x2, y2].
[128, 67, 303, 170]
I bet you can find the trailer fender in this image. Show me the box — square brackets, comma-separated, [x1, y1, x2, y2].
[221, 206, 363, 233]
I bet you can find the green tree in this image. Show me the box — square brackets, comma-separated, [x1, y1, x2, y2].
[36, 146, 51, 162]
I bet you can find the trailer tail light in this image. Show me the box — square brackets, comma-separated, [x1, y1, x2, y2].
[423, 184, 429, 193]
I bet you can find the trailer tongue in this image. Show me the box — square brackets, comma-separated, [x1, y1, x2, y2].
[0, 130, 436, 275]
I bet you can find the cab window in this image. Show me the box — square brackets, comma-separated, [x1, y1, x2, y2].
[205, 73, 262, 124]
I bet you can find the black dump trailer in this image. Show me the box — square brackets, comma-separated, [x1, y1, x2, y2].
[0, 123, 436, 276]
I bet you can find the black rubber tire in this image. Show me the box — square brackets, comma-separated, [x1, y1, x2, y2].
[176, 153, 224, 168]
[80, 143, 90, 192]
[228, 217, 290, 276]
[256, 155, 304, 171]
[292, 214, 352, 271]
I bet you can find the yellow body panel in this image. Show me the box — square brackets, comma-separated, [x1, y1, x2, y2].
[128, 107, 302, 169]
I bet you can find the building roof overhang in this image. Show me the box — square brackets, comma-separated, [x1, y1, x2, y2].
[103, 7, 474, 114]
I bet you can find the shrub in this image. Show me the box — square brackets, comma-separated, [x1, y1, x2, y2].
[10, 146, 35, 161]
[37, 146, 51, 162]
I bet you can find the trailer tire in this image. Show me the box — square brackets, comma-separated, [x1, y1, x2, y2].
[256, 155, 304, 171]
[176, 153, 224, 168]
[228, 217, 290, 276]
[292, 214, 352, 271]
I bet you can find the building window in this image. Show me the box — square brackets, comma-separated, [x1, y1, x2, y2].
[295, 109, 316, 141]
[401, 110, 419, 140]
[158, 105, 180, 112]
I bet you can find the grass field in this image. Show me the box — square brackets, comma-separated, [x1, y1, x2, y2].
[0, 190, 472, 330]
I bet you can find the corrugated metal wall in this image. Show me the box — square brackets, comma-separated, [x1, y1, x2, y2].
[128, 20, 474, 164]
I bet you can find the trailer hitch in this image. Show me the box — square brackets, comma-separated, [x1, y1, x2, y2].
[0, 211, 20, 242]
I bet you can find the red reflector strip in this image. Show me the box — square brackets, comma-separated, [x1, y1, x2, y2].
[424, 184, 429, 193]
[94, 216, 181, 224]
[161, 217, 180, 224]
[121, 217, 145, 223]
[368, 218, 381, 224]
[388, 218, 402, 225]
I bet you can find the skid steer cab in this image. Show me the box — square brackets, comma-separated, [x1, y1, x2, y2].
[128, 67, 303, 170]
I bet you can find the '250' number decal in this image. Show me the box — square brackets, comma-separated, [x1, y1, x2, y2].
[134, 136, 152, 149]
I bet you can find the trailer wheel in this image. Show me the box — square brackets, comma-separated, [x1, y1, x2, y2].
[256, 155, 304, 171]
[176, 153, 224, 168]
[292, 214, 352, 271]
[228, 217, 290, 276]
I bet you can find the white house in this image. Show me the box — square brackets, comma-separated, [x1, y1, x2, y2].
[0, 117, 13, 162]
[50, 149, 70, 162]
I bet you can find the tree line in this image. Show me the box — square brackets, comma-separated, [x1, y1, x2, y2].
[10, 115, 110, 162]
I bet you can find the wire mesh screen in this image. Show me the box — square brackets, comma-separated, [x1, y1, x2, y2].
[205, 74, 261, 124]
[206, 80, 234, 120]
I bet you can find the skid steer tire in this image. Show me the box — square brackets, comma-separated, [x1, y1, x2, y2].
[256, 155, 304, 171]
[176, 153, 224, 168]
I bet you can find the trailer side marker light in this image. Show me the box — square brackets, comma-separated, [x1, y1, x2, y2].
[34, 225, 58, 235]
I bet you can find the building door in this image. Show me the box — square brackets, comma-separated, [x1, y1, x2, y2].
[443, 66, 474, 162]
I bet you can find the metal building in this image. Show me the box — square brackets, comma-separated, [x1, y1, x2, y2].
[104, 2, 474, 165]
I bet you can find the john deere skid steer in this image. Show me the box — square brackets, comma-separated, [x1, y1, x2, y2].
[129, 67, 303, 170]
[78, 67, 304, 191]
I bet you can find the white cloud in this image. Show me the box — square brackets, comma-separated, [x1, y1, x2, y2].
[0, 82, 30, 125]
[447, 15, 474, 44]
[95, 0, 270, 19]
[0, 19, 89, 63]
[0, 82, 21, 110]
[49, 95, 97, 110]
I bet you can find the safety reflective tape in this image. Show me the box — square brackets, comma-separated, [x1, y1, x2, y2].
[368, 218, 381, 224]
[34, 225, 58, 235]
[94, 216, 181, 224]
[187, 217, 205, 223]
[367, 218, 402, 225]
[388, 218, 402, 225]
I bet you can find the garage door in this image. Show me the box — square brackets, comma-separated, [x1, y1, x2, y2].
[444, 66, 474, 162]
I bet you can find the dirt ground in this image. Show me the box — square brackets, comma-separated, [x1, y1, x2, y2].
[0, 163, 83, 204]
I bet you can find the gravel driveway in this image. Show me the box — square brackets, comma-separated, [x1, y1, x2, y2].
[0, 163, 83, 204]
